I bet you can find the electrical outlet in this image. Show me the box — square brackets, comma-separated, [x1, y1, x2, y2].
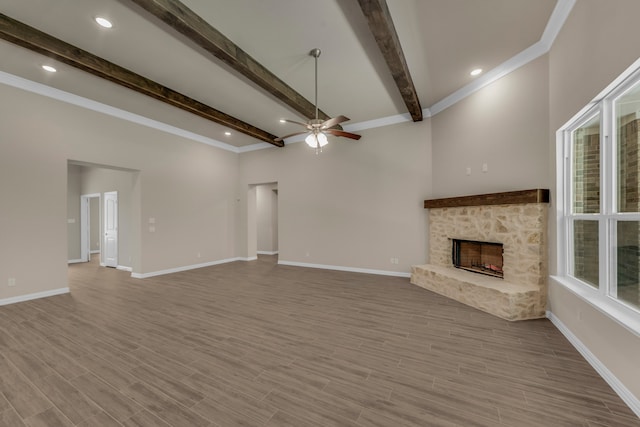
[197, 252, 201, 258]
[466, 167, 471, 176]
[8, 278, 16, 287]
[482, 163, 488, 173]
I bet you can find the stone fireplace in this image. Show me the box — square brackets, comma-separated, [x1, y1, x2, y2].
[411, 189, 549, 321]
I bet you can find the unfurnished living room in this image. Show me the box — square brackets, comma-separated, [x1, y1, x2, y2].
[1, 0, 640, 426]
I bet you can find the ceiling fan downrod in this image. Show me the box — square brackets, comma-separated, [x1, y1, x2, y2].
[273, 47, 361, 148]
[310, 48, 321, 122]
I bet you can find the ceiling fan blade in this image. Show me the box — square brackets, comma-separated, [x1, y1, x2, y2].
[274, 130, 310, 142]
[321, 115, 350, 129]
[325, 129, 361, 140]
[282, 118, 311, 128]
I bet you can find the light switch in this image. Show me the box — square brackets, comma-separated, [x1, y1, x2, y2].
[67, 218, 76, 224]
[149, 225, 156, 233]
[148, 217, 155, 224]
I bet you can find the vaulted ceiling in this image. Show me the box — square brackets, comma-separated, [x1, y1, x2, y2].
[0, 0, 559, 149]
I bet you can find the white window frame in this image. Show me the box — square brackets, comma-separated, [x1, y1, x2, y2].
[555, 62, 640, 337]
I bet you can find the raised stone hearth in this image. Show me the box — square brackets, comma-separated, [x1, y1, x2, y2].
[411, 189, 549, 321]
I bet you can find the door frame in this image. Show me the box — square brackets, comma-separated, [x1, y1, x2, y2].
[80, 193, 100, 262]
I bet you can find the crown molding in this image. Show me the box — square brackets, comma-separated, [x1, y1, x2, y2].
[0, 71, 241, 154]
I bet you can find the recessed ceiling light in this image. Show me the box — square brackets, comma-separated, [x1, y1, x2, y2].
[42, 65, 57, 73]
[470, 68, 483, 76]
[224, 131, 231, 136]
[95, 17, 113, 28]
[279, 119, 286, 123]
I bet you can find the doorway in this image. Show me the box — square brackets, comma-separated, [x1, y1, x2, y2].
[80, 193, 100, 262]
[248, 182, 279, 259]
[68, 161, 138, 272]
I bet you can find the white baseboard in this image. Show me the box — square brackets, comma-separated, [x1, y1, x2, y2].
[116, 265, 132, 272]
[547, 310, 640, 418]
[90, 250, 100, 254]
[257, 251, 279, 255]
[0, 287, 70, 307]
[67, 259, 84, 264]
[277, 260, 411, 278]
[130, 257, 410, 279]
[131, 257, 251, 279]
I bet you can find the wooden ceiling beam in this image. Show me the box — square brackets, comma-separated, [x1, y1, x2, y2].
[127, 0, 333, 124]
[0, 13, 282, 146]
[357, 0, 423, 122]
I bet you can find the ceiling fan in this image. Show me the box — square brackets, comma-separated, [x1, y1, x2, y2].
[275, 48, 361, 152]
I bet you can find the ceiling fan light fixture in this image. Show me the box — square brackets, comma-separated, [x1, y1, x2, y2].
[305, 132, 328, 148]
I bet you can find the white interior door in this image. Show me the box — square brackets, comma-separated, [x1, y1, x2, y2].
[103, 191, 118, 268]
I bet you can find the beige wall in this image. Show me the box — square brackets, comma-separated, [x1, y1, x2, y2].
[238, 120, 432, 274]
[0, 82, 238, 300]
[67, 164, 82, 260]
[431, 55, 550, 197]
[548, 0, 640, 401]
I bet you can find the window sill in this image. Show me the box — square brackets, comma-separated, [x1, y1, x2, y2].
[550, 275, 640, 338]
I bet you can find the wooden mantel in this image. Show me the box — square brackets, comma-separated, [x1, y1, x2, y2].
[424, 189, 549, 209]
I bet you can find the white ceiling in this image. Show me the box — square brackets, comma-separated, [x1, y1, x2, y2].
[0, 0, 558, 148]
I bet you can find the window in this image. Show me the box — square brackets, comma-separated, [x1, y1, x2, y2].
[560, 69, 640, 320]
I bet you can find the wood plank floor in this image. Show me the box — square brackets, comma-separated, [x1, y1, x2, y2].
[0, 255, 638, 426]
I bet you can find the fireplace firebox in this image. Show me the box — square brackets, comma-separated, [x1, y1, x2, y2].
[452, 239, 504, 278]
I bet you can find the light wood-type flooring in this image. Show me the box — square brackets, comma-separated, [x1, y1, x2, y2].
[0, 255, 638, 426]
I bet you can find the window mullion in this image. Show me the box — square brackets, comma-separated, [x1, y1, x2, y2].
[601, 102, 612, 298]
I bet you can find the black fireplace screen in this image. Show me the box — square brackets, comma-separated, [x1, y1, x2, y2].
[452, 239, 504, 278]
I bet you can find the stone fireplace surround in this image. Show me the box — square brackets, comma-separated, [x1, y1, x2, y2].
[410, 189, 549, 321]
